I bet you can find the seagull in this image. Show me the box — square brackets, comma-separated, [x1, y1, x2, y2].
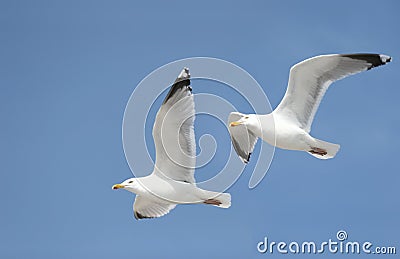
[113, 68, 231, 220]
[228, 54, 392, 163]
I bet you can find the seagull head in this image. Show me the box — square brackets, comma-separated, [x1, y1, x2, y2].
[112, 178, 141, 194]
[229, 114, 256, 128]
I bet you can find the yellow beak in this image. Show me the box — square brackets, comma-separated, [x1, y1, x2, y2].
[112, 184, 125, 190]
[229, 121, 242, 127]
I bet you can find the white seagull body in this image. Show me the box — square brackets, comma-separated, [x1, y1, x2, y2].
[113, 68, 231, 220]
[229, 54, 392, 163]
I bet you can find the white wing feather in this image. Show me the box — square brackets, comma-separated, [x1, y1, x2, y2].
[152, 68, 196, 183]
[228, 112, 258, 163]
[274, 54, 391, 132]
[133, 195, 176, 220]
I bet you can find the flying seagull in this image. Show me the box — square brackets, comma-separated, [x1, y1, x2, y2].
[113, 68, 231, 220]
[228, 53, 392, 163]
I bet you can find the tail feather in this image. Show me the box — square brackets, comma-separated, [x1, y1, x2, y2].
[308, 139, 340, 159]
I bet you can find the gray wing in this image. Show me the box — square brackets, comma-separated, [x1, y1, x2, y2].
[152, 68, 196, 183]
[228, 112, 258, 163]
[133, 196, 176, 220]
[274, 54, 391, 132]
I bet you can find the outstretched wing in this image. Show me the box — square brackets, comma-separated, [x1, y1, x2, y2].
[274, 54, 391, 132]
[228, 112, 258, 163]
[152, 68, 196, 183]
[133, 195, 176, 220]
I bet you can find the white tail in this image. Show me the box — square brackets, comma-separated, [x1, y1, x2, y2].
[215, 193, 231, 208]
[308, 139, 340, 159]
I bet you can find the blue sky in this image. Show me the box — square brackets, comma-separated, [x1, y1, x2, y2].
[1, 0, 399, 258]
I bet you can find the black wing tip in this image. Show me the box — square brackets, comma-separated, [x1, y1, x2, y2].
[241, 152, 252, 164]
[162, 67, 192, 105]
[178, 67, 190, 79]
[341, 53, 392, 70]
[134, 211, 155, 220]
[247, 152, 252, 162]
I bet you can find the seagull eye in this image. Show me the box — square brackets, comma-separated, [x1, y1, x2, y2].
[128, 181, 133, 184]
[244, 116, 249, 119]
